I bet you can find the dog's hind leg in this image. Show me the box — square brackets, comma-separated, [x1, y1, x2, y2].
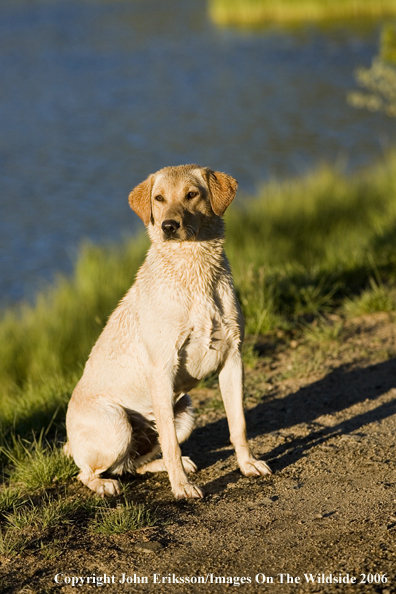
[66, 399, 133, 497]
[135, 456, 197, 474]
[173, 393, 195, 443]
[135, 394, 196, 475]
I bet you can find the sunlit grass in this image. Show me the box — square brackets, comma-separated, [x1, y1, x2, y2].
[209, 0, 396, 28]
[344, 278, 396, 316]
[3, 436, 78, 492]
[0, 528, 29, 556]
[226, 154, 396, 333]
[0, 486, 24, 517]
[90, 499, 157, 535]
[0, 491, 111, 557]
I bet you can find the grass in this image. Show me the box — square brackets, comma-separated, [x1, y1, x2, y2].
[0, 490, 110, 557]
[3, 435, 78, 491]
[90, 499, 157, 535]
[2, 151, 396, 555]
[208, 0, 396, 28]
[226, 155, 396, 333]
[344, 277, 396, 316]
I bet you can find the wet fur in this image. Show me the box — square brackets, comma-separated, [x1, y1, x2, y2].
[65, 164, 271, 499]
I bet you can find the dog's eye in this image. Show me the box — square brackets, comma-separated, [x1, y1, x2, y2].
[154, 195, 164, 202]
[186, 191, 198, 200]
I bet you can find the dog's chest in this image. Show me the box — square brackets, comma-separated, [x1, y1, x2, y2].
[175, 302, 231, 390]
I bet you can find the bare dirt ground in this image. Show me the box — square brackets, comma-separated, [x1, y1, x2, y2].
[2, 313, 396, 593]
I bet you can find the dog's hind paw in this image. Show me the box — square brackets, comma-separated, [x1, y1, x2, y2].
[172, 482, 204, 500]
[78, 472, 121, 497]
[136, 456, 197, 475]
[181, 456, 197, 473]
[96, 478, 121, 497]
[240, 459, 272, 477]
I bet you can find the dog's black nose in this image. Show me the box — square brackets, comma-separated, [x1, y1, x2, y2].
[162, 219, 180, 235]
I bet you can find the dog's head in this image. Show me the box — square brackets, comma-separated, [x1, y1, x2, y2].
[128, 165, 238, 243]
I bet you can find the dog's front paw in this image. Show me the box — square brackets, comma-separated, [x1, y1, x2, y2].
[172, 482, 204, 500]
[240, 459, 272, 477]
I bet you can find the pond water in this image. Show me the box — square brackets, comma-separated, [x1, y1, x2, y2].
[0, 0, 394, 304]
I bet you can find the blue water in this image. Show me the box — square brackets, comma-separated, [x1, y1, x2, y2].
[0, 0, 393, 303]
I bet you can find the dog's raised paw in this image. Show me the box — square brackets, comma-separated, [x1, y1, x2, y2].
[173, 482, 204, 499]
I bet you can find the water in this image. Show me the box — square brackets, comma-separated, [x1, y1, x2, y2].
[0, 0, 394, 304]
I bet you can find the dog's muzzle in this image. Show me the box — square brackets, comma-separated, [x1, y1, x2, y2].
[161, 219, 180, 238]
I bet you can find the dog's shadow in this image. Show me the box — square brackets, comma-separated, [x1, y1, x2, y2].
[183, 358, 396, 493]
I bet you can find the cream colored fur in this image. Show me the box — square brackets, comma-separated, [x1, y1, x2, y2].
[65, 164, 271, 499]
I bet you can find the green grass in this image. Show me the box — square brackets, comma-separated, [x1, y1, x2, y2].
[0, 486, 24, 516]
[3, 435, 78, 491]
[344, 278, 396, 316]
[226, 155, 396, 332]
[90, 499, 157, 535]
[0, 482, 155, 556]
[208, 0, 396, 28]
[0, 528, 30, 556]
[2, 152, 396, 555]
[0, 490, 111, 556]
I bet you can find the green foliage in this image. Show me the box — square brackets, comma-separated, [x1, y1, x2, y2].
[90, 499, 157, 535]
[344, 278, 396, 316]
[4, 496, 87, 531]
[226, 155, 396, 331]
[3, 436, 78, 491]
[0, 528, 29, 556]
[0, 487, 24, 516]
[0, 236, 148, 393]
[0, 490, 111, 556]
[302, 317, 344, 345]
[348, 25, 396, 118]
[348, 57, 396, 117]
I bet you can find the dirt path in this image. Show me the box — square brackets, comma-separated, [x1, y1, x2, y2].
[2, 313, 396, 593]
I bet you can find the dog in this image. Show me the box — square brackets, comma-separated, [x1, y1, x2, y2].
[64, 164, 271, 499]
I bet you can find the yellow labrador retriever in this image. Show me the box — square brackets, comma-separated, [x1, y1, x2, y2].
[65, 164, 271, 499]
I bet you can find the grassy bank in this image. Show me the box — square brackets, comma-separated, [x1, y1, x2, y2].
[208, 0, 396, 28]
[1, 152, 396, 554]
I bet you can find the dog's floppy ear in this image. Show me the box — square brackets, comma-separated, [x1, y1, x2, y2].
[206, 169, 238, 216]
[128, 175, 153, 226]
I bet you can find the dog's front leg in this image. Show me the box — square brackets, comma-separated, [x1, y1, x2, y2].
[151, 374, 203, 499]
[219, 351, 272, 477]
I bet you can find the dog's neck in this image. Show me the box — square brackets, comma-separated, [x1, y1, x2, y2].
[146, 236, 228, 294]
